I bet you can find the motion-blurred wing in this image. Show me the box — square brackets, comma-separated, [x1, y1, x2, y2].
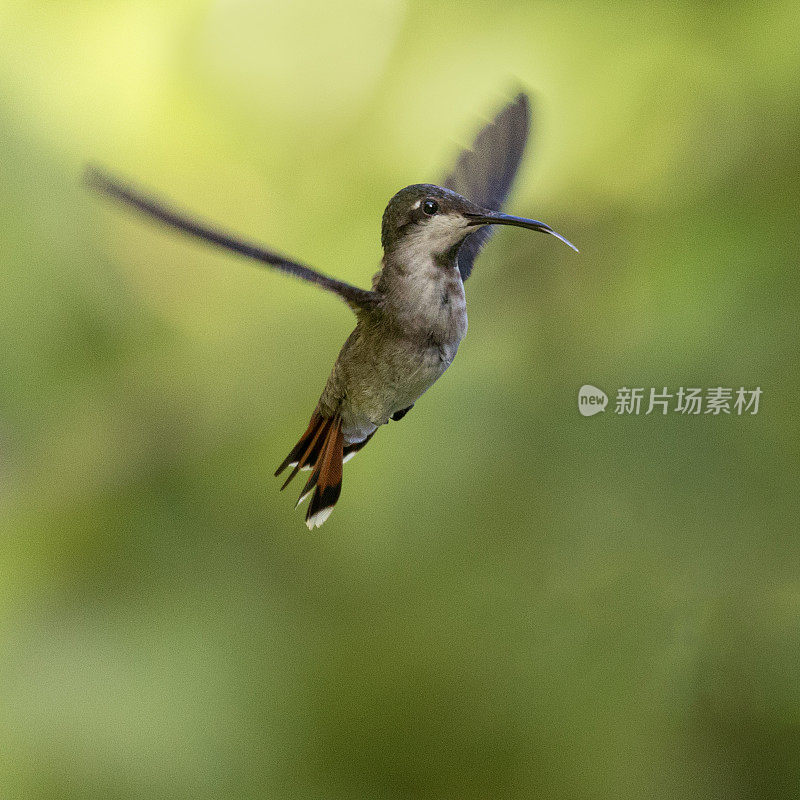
[443, 93, 531, 281]
[86, 166, 380, 314]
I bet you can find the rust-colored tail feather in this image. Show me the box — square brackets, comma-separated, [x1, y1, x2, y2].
[278, 416, 332, 491]
[274, 412, 324, 477]
[276, 413, 344, 529]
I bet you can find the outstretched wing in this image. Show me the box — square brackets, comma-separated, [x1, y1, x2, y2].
[442, 92, 531, 281]
[85, 166, 380, 314]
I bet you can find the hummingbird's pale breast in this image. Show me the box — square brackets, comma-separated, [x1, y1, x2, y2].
[318, 253, 467, 446]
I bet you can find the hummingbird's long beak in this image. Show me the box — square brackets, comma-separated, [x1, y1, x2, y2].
[465, 211, 578, 253]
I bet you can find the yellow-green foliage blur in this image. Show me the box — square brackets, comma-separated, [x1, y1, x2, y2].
[1, 1, 799, 798]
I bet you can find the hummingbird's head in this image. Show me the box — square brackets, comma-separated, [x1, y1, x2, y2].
[381, 184, 577, 261]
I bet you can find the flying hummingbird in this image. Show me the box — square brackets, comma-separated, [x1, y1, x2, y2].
[86, 93, 577, 528]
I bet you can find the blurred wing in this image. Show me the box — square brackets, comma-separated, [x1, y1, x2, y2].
[443, 92, 531, 281]
[85, 166, 380, 314]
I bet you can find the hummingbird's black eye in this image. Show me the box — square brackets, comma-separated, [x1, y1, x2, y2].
[422, 199, 439, 216]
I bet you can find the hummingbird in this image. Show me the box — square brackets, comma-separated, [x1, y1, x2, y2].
[86, 92, 577, 529]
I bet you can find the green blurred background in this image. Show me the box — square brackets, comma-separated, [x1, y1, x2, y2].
[1, 1, 799, 797]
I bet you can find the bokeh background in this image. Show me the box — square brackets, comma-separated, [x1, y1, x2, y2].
[1, 1, 799, 798]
